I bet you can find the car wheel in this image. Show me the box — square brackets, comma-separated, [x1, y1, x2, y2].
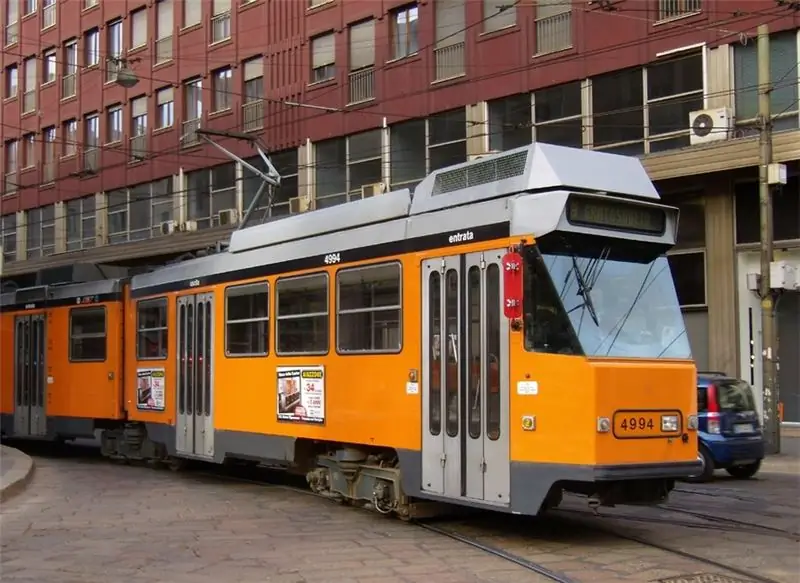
[684, 446, 715, 483]
[725, 460, 761, 479]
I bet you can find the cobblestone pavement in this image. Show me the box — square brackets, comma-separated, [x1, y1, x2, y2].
[1, 449, 798, 583]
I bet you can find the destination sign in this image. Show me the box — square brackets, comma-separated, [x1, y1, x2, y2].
[566, 196, 667, 235]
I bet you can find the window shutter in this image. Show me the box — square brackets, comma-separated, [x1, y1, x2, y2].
[213, 0, 231, 15]
[244, 57, 263, 81]
[312, 33, 335, 69]
[132, 10, 147, 47]
[132, 96, 147, 117]
[483, 0, 516, 32]
[435, 0, 465, 47]
[537, 0, 570, 19]
[157, 87, 173, 104]
[184, 1, 201, 25]
[157, 0, 173, 38]
[349, 20, 375, 70]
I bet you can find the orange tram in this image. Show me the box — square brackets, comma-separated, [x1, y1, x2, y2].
[1, 144, 701, 518]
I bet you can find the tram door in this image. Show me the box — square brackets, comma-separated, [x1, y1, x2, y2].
[13, 314, 47, 437]
[176, 293, 215, 459]
[421, 250, 510, 505]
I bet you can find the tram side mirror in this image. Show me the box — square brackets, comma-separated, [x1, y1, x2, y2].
[502, 251, 523, 322]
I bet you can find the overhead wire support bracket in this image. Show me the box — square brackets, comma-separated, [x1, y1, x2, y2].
[195, 128, 282, 231]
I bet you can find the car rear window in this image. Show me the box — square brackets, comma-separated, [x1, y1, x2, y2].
[715, 379, 757, 412]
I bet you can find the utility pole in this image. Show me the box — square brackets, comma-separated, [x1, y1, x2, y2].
[757, 24, 780, 455]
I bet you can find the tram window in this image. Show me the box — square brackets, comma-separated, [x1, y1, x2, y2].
[137, 298, 168, 360]
[225, 282, 269, 357]
[69, 306, 107, 362]
[336, 262, 402, 354]
[276, 273, 329, 354]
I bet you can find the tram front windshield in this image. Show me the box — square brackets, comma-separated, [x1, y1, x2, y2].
[522, 233, 692, 359]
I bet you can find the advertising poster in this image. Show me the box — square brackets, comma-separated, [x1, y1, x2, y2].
[137, 368, 166, 411]
[277, 366, 325, 424]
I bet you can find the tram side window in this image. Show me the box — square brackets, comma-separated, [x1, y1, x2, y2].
[137, 298, 168, 360]
[69, 307, 107, 362]
[225, 282, 269, 357]
[337, 262, 402, 353]
[276, 273, 329, 354]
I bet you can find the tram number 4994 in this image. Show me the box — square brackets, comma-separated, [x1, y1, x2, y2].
[619, 416, 655, 431]
[324, 253, 342, 265]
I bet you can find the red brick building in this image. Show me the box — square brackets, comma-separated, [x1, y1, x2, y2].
[1, 0, 799, 420]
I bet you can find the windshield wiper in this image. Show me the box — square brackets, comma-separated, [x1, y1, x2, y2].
[571, 255, 599, 327]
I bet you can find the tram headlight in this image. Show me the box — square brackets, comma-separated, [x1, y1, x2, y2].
[687, 414, 699, 430]
[596, 417, 611, 433]
[661, 414, 679, 432]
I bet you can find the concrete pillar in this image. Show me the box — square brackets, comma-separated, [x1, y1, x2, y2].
[54, 201, 66, 254]
[466, 102, 488, 157]
[16, 210, 26, 261]
[95, 192, 107, 246]
[298, 139, 313, 212]
[704, 178, 738, 375]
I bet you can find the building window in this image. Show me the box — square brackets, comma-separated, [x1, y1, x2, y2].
[42, 0, 56, 28]
[336, 263, 402, 353]
[84, 0, 98, 8]
[22, 57, 36, 113]
[43, 49, 56, 83]
[137, 298, 168, 359]
[646, 51, 704, 153]
[211, 0, 231, 43]
[483, 0, 515, 33]
[667, 252, 706, 307]
[131, 8, 147, 49]
[311, 32, 335, 83]
[84, 114, 99, 170]
[107, 178, 173, 244]
[534, 81, 582, 147]
[65, 195, 96, 251]
[156, 87, 174, 128]
[316, 129, 384, 208]
[434, 0, 465, 80]
[155, 0, 174, 63]
[22, 134, 35, 168]
[428, 108, 467, 171]
[184, 0, 201, 27]
[276, 273, 329, 355]
[187, 164, 236, 228]
[63, 119, 77, 156]
[591, 67, 644, 155]
[242, 148, 299, 217]
[308, 0, 330, 7]
[69, 307, 107, 362]
[242, 57, 263, 131]
[63, 40, 78, 98]
[42, 126, 56, 183]
[658, 0, 701, 21]
[1, 214, 16, 263]
[734, 30, 799, 133]
[5, 0, 19, 46]
[24, 0, 37, 17]
[184, 78, 202, 120]
[85, 28, 100, 66]
[735, 176, 800, 244]
[347, 130, 382, 199]
[389, 118, 425, 191]
[106, 20, 123, 82]
[534, 0, 572, 55]
[488, 93, 530, 152]
[212, 67, 232, 111]
[348, 20, 375, 104]
[225, 282, 269, 356]
[26, 204, 55, 258]
[3, 140, 17, 195]
[391, 4, 418, 60]
[4, 64, 18, 97]
[107, 105, 123, 143]
[131, 95, 147, 136]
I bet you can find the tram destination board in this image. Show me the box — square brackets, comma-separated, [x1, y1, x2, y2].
[566, 195, 667, 236]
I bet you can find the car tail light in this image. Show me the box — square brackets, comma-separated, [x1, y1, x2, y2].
[707, 412, 722, 434]
[707, 383, 720, 413]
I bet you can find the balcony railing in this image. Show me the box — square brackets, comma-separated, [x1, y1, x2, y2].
[433, 42, 465, 82]
[348, 67, 375, 105]
[130, 134, 147, 161]
[42, 161, 55, 184]
[534, 12, 572, 56]
[155, 36, 173, 64]
[3, 172, 17, 196]
[62, 73, 76, 98]
[658, 0, 701, 21]
[22, 90, 36, 113]
[242, 100, 264, 132]
[211, 12, 231, 43]
[4, 22, 18, 46]
[181, 118, 201, 147]
[42, 4, 56, 28]
[83, 147, 99, 172]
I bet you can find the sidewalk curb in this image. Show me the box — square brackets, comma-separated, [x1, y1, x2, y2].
[0, 445, 35, 504]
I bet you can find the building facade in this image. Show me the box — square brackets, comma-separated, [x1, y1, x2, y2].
[1, 0, 799, 420]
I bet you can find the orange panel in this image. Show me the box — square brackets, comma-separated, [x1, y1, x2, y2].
[0, 312, 16, 415]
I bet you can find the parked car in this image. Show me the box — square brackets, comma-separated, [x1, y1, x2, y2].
[686, 372, 765, 483]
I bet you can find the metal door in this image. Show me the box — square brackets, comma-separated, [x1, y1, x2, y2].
[176, 293, 215, 458]
[421, 252, 510, 505]
[13, 314, 47, 437]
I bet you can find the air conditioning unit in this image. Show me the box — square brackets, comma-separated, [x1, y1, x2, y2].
[159, 220, 177, 236]
[216, 208, 238, 226]
[689, 108, 732, 146]
[361, 182, 386, 198]
[469, 151, 499, 161]
[181, 220, 198, 232]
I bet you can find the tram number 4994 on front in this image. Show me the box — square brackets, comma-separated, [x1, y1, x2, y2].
[619, 417, 655, 431]
[324, 253, 342, 265]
